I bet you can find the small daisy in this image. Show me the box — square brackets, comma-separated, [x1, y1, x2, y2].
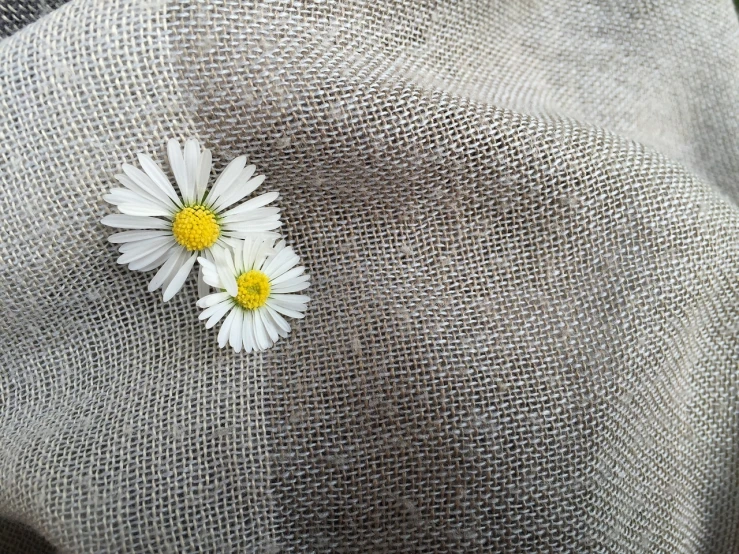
[197, 237, 310, 353]
[102, 138, 281, 300]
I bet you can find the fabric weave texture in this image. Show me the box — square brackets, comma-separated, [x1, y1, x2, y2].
[1, 0, 738, 552]
[0, 0, 68, 38]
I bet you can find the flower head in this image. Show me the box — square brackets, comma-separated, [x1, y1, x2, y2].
[197, 237, 310, 353]
[102, 138, 281, 300]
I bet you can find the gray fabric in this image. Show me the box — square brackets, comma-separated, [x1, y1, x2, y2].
[0, 519, 55, 553]
[0, 0, 69, 38]
[1, 0, 738, 552]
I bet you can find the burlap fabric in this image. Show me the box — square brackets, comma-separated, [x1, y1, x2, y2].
[0, 1, 68, 37]
[1, 1, 738, 552]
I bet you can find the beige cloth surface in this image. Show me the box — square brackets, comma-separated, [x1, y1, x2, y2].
[1, 0, 738, 552]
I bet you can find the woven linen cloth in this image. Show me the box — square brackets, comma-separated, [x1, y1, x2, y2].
[1, 0, 738, 552]
[0, 0, 68, 38]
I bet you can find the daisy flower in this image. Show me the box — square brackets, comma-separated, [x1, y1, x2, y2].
[197, 237, 310, 353]
[102, 138, 281, 301]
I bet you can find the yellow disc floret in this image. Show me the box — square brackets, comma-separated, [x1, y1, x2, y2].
[171, 205, 220, 251]
[235, 269, 271, 310]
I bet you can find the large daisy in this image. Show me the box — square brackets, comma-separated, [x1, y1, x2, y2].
[102, 138, 281, 300]
[197, 238, 310, 353]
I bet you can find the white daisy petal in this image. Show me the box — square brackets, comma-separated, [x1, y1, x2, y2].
[114, 174, 147, 196]
[198, 253, 218, 281]
[107, 187, 148, 201]
[222, 220, 282, 235]
[212, 174, 267, 213]
[137, 153, 180, 205]
[197, 255, 216, 270]
[102, 214, 170, 230]
[163, 250, 193, 289]
[250, 319, 262, 352]
[121, 164, 177, 209]
[117, 236, 172, 263]
[108, 230, 170, 243]
[278, 273, 311, 286]
[252, 309, 273, 351]
[197, 291, 232, 309]
[242, 310, 255, 353]
[203, 300, 234, 329]
[216, 236, 242, 255]
[114, 177, 176, 214]
[202, 272, 222, 289]
[204, 155, 247, 205]
[269, 293, 310, 309]
[102, 190, 133, 205]
[262, 247, 300, 278]
[214, 247, 238, 296]
[138, 248, 175, 272]
[230, 209, 282, 222]
[148, 247, 187, 292]
[118, 203, 172, 217]
[221, 220, 282, 235]
[271, 277, 311, 294]
[128, 241, 177, 271]
[223, 216, 283, 231]
[195, 148, 212, 202]
[168, 138, 190, 202]
[118, 235, 172, 254]
[220, 190, 278, 219]
[221, 206, 281, 225]
[265, 305, 292, 337]
[211, 165, 258, 213]
[218, 309, 237, 348]
[242, 164, 257, 183]
[162, 253, 198, 302]
[235, 235, 273, 272]
[233, 239, 244, 272]
[105, 188, 173, 214]
[269, 266, 305, 286]
[259, 306, 282, 343]
[272, 239, 287, 255]
[197, 264, 210, 298]
[266, 299, 306, 319]
[240, 236, 260, 271]
[229, 309, 244, 352]
[184, 138, 200, 204]
[252, 237, 277, 271]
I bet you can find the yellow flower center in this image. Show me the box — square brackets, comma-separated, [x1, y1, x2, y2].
[171, 205, 220, 251]
[235, 270, 271, 310]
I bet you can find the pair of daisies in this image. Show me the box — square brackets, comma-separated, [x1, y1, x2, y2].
[102, 138, 309, 353]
